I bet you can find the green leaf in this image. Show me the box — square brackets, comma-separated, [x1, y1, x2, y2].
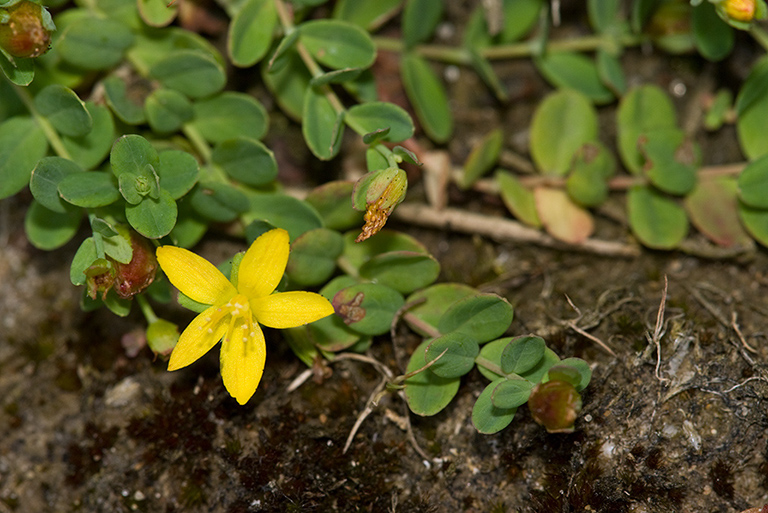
[628, 185, 689, 249]
[640, 129, 699, 196]
[305, 181, 364, 230]
[57, 17, 134, 70]
[102, 75, 147, 125]
[212, 137, 277, 187]
[425, 332, 479, 379]
[685, 176, 752, 248]
[438, 293, 514, 343]
[404, 339, 461, 416]
[401, 52, 453, 144]
[535, 51, 614, 104]
[402, 0, 443, 48]
[286, 228, 344, 287]
[739, 202, 768, 247]
[332, 282, 405, 336]
[34, 85, 93, 138]
[596, 49, 627, 96]
[468, 49, 508, 102]
[189, 181, 249, 223]
[262, 47, 309, 120]
[332, 0, 403, 30]
[341, 229, 428, 271]
[228, 0, 277, 67]
[266, 30, 299, 73]
[125, 188, 177, 238]
[30, 157, 82, 213]
[404, 283, 477, 337]
[128, 25, 225, 72]
[303, 86, 344, 160]
[498, 0, 543, 43]
[617, 85, 677, 173]
[310, 67, 364, 88]
[472, 380, 516, 434]
[241, 190, 324, 240]
[306, 314, 367, 353]
[530, 89, 598, 176]
[739, 154, 768, 209]
[61, 102, 115, 170]
[461, 128, 503, 188]
[189, 92, 269, 144]
[359, 251, 441, 294]
[566, 142, 615, 207]
[156, 150, 199, 200]
[491, 377, 534, 409]
[546, 358, 592, 392]
[496, 169, 541, 227]
[58, 171, 120, 207]
[500, 335, 546, 375]
[149, 50, 226, 99]
[346, 101, 414, 142]
[137, 0, 178, 27]
[299, 19, 376, 70]
[71, 237, 97, 286]
[24, 200, 81, 250]
[0, 53, 34, 86]
[588, 0, 622, 32]
[110, 134, 159, 178]
[144, 88, 193, 134]
[0, 117, 48, 199]
[692, 0, 733, 62]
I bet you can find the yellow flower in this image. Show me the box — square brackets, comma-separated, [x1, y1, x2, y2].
[156, 228, 334, 405]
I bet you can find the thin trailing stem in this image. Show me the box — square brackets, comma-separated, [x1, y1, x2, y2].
[13, 84, 72, 160]
[273, 0, 346, 115]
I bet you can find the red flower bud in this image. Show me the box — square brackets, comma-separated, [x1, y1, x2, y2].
[0, 1, 55, 58]
[112, 231, 158, 299]
[528, 379, 583, 434]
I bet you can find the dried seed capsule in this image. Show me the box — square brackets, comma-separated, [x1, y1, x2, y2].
[0, 1, 55, 58]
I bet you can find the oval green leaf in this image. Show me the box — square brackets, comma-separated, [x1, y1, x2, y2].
[58, 17, 134, 70]
[738, 153, 768, 208]
[402, 0, 443, 48]
[404, 339, 461, 417]
[500, 335, 546, 375]
[299, 19, 376, 70]
[496, 169, 542, 227]
[34, 85, 93, 138]
[144, 88, 193, 134]
[437, 293, 514, 343]
[212, 137, 277, 187]
[401, 52, 452, 143]
[425, 332, 479, 379]
[303, 86, 345, 160]
[617, 85, 677, 173]
[471, 380, 516, 434]
[189, 92, 269, 144]
[332, 282, 405, 336]
[241, 190, 324, 240]
[566, 142, 615, 207]
[138, 0, 178, 27]
[286, 228, 344, 287]
[102, 75, 147, 125]
[627, 185, 688, 249]
[24, 200, 81, 250]
[30, 157, 82, 213]
[189, 181, 249, 223]
[341, 229, 428, 271]
[461, 128, 503, 189]
[58, 171, 120, 207]
[404, 283, 477, 337]
[685, 176, 752, 248]
[125, 188, 177, 239]
[530, 89, 598, 176]
[156, 150, 199, 200]
[149, 50, 226, 99]
[61, 102, 115, 170]
[228, 0, 277, 67]
[534, 51, 614, 104]
[346, 101, 414, 142]
[0, 117, 48, 199]
[305, 181, 364, 230]
[546, 357, 592, 392]
[359, 250, 440, 294]
[491, 377, 534, 409]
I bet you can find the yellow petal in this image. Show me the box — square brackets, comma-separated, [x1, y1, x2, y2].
[238, 228, 289, 299]
[168, 306, 228, 371]
[157, 245, 237, 306]
[220, 320, 266, 405]
[251, 291, 335, 329]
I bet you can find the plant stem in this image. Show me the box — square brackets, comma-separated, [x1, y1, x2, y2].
[474, 356, 505, 377]
[374, 33, 643, 64]
[181, 124, 212, 165]
[273, 0, 346, 115]
[750, 24, 768, 52]
[12, 84, 73, 160]
[136, 294, 159, 324]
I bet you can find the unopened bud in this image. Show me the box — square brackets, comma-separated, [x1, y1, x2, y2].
[352, 167, 408, 242]
[528, 379, 583, 434]
[113, 231, 158, 299]
[0, 0, 55, 58]
[723, 0, 756, 21]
